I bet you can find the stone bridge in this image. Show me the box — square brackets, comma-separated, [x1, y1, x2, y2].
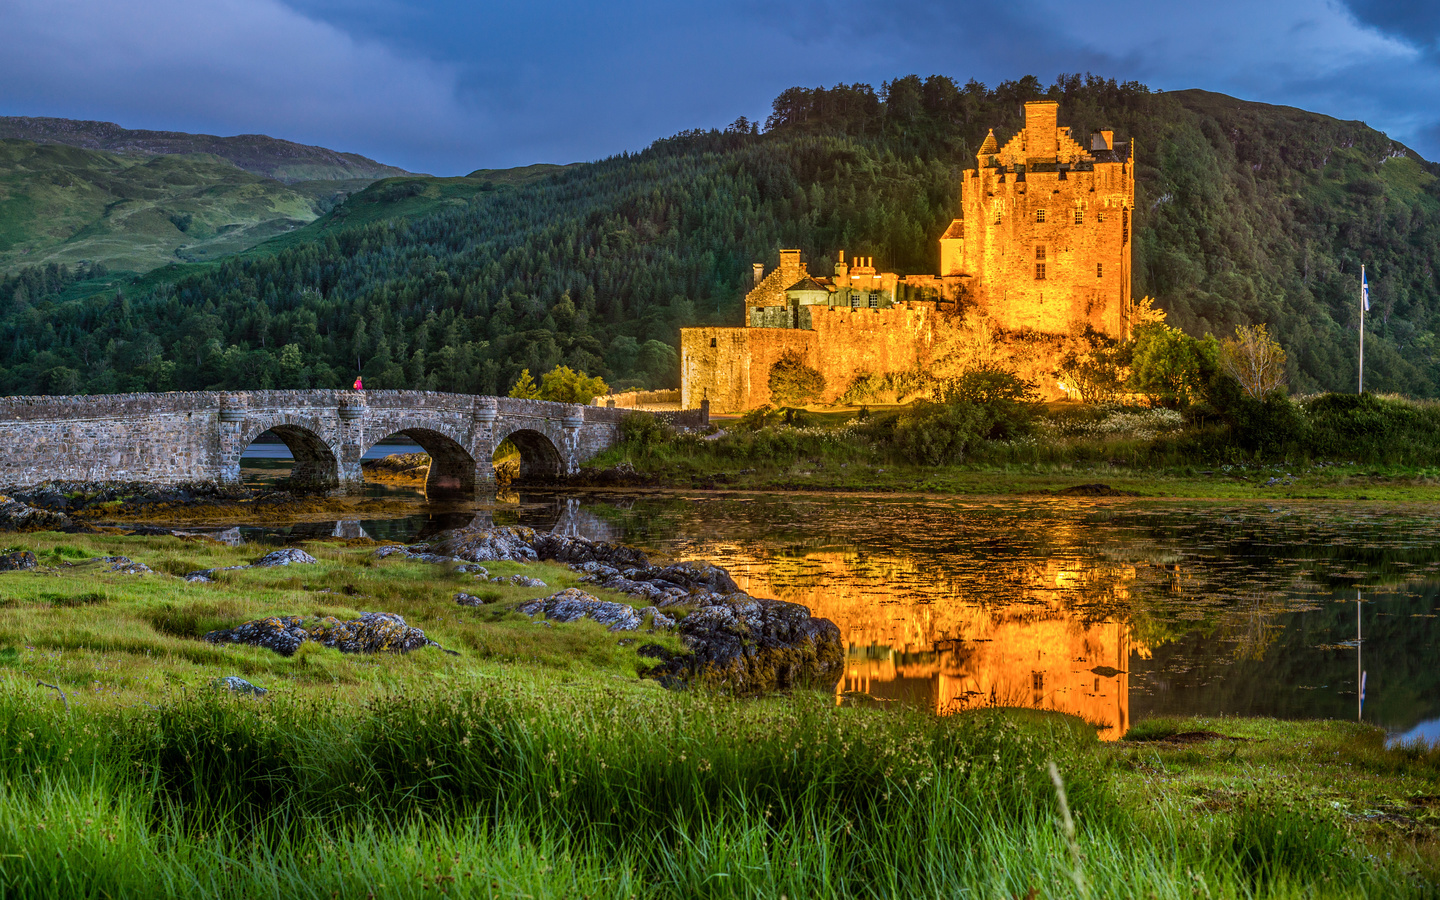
[0, 390, 704, 498]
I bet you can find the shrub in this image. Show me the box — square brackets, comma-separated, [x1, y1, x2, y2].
[768, 351, 826, 407]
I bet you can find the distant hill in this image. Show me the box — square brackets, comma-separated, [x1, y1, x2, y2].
[0, 117, 410, 183]
[2, 76, 1438, 399]
[0, 138, 360, 273]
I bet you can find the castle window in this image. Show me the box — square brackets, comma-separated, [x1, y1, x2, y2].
[1035, 209, 1046, 223]
[1035, 246, 1046, 261]
[1074, 208, 1084, 225]
[1097, 210, 1106, 223]
[1122, 208, 1129, 243]
[1035, 263, 1046, 280]
[1096, 263, 1103, 279]
[710, 337, 717, 348]
[868, 293, 878, 309]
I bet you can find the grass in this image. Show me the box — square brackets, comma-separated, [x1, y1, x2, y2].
[0, 532, 1437, 897]
[594, 402, 1440, 501]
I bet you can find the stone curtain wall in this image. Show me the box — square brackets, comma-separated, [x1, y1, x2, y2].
[0, 390, 648, 495]
[682, 305, 937, 413]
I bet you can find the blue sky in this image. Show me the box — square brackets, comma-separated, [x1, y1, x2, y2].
[1, 0, 1436, 175]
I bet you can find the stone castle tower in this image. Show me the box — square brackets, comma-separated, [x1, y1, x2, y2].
[940, 100, 1135, 338]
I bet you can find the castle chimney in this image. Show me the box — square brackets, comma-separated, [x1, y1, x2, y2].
[1023, 101, 1059, 158]
[779, 249, 802, 286]
[1091, 130, 1114, 151]
[1101, 129, 1114, 150]
[752, 263, 764, 287]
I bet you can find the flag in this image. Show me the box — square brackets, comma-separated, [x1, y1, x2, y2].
[353, 376, 364, 391]
[1361, 266, 1370, 312]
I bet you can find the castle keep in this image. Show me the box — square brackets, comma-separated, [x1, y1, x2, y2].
[682, 101, 1136, 412]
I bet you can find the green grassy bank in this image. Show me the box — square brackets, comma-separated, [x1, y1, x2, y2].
[587, 394, 1440, 501]
[0, 533, 1436, 896]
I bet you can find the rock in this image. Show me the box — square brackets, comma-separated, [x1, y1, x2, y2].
[214, 675, 267, 695]
[509, 574, 546, 588]
[517, 588, 643, 631]
[422, 525, 648, 569]
[456, 564, 488, 576]
[642, 595, 844, 693]
[125, 525, 174, 536]
[638, 606, 676, 630]
[89, 556, 152, 575]
[0, 550, 37, 571]
[253, 548, 317, 567]
[454, 592, 487, 607]
[204, 612, 448, 656]
[576, 560, 739, 605]
[185, 547, 316, 581]
[0, 496, 70, 532]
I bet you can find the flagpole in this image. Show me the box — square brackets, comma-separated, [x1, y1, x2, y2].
[1359, 265, 1366, 394]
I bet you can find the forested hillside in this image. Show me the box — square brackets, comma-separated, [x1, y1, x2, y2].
[1, 74, 1436, 397]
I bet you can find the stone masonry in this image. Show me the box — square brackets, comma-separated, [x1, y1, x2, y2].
[0, 390, 707, 498]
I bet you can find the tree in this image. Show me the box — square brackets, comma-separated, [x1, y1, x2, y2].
[1129, 324, 1219, 408]
[1221, 324, 1288, 400]
[538, 365, 609, 404]
[768, 351, 826, 407]
[508, 369, 541, 399]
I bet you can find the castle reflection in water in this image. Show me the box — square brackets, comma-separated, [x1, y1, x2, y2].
[718, 551, 1145, 741]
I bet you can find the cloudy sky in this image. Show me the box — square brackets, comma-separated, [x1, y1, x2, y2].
[1, 0, 1436, 174]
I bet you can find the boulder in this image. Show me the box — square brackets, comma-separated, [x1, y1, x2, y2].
[454, 592, 487, 607]
[253, 548, 318, 567]
[517, 588, 643, 631]
[0, 496, 70, 532]
[214, 675, 267, 696]
[0, 550, 37, 571]
[640, 595, 844, 694]
[186, 547, 316, 581]
[204, 612, 446, 656]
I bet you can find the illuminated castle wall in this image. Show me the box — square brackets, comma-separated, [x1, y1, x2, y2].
[681, 101, 1136, 413]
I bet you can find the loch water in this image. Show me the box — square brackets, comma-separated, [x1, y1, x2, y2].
[225, 450, 1440, 743]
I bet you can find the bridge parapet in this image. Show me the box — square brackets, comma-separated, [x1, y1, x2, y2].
[0, 389, 699, 498]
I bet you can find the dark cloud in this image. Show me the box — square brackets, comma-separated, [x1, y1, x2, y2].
[0, 0, 1436, 172]
[1342, 0, 1440, 51]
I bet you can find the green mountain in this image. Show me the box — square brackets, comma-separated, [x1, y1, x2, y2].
[0, 117, 409, 183]
[0, 139, 347, 273]
[1, 76, 1437, 398]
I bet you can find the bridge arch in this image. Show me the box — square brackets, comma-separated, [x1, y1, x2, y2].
[361, 426, 477, 499]
[234, 418, 340, 491]
[495, 427, 565, 484]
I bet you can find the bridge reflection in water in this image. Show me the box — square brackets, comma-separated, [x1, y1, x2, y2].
[715, 550, 1144, 741]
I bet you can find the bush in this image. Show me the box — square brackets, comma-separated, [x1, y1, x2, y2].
[618, 412, 672, 457]
[768, 352, 826, 407]
[883, 401, 988, 466]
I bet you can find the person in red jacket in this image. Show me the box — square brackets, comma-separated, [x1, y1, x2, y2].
[353, 375, 364, 391]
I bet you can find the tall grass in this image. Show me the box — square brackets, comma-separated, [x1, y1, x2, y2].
[1, 681, 1423, 898]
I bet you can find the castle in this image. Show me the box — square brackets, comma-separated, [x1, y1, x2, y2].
[681, 101, 1136, 412]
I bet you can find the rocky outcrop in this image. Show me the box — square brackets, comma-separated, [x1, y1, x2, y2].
[203, 612, 447, 656]
[396, 524, 844, 693]
[0, 549, 37, 571]
[640, 596, 843, 693]
[0, 496, 71, 531]
[518, 588, 644, 631]
[423, 525, 648, 569]
[573, 560, 739, 605]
